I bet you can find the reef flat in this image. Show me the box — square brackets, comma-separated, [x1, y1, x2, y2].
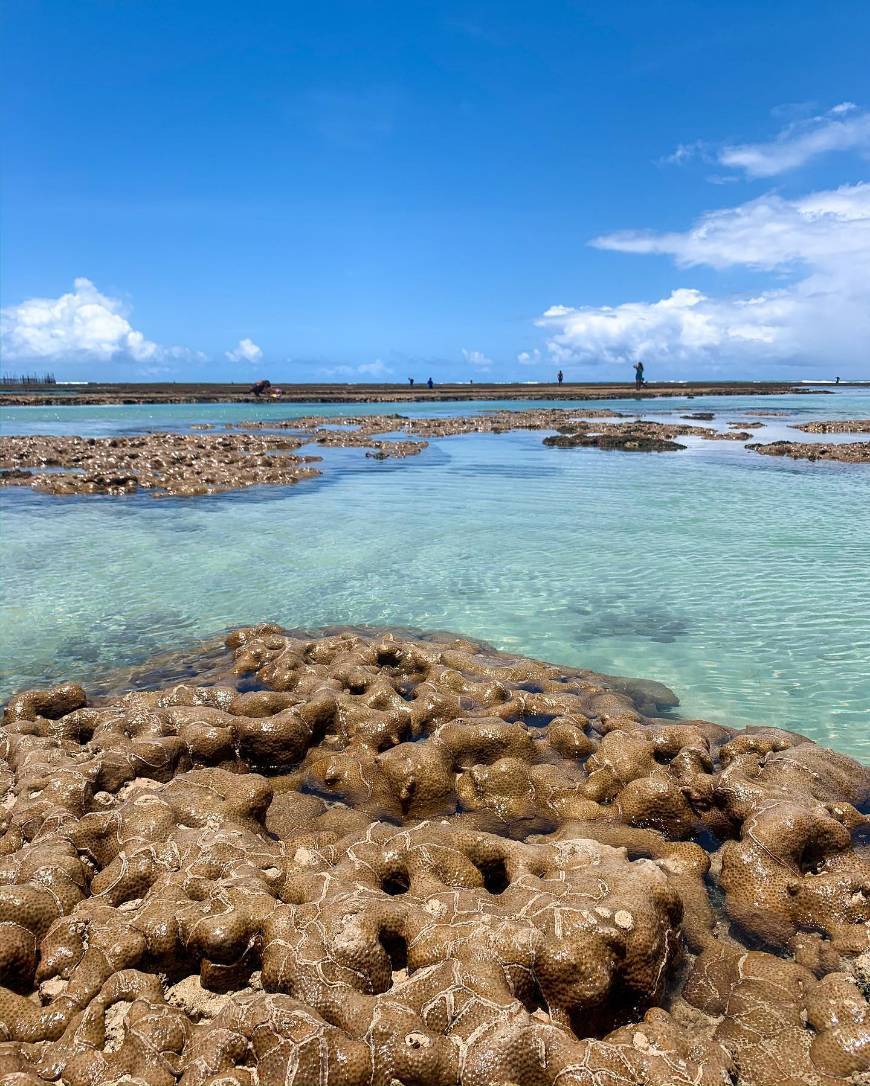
[0, 409, 818, 499]
[0, 380, 830, 407]
[1, 626, 868, 1086]
[747, 440, 870, 464]
[791, 420, 870, 434]
[0, 432, 323, 497]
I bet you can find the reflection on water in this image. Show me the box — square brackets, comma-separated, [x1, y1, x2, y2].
[1, 390, 869, 759]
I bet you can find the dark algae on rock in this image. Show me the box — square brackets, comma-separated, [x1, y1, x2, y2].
[0, 626, 867, 1085]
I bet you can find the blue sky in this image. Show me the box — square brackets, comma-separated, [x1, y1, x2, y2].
[2, 0, 869, 381]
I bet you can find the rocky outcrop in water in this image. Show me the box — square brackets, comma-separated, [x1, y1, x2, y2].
[748, 440, 870, 464]
[0, 627, 867, 1086]
[792, 420, 870, 434]
[3, 409, 861, 501]
[544, 419, 753, 452]
[0, 433, 322, 497]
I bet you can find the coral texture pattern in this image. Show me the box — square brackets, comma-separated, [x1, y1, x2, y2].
[0, 627, 868, 1086]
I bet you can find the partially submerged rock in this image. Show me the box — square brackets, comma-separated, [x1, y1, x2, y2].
[0, 432, 323, 497]
[544, 431, 687, 452]
[792, 419, 870, 434]
[0, 627, 867, 1085]
[748, 440, 870, 464]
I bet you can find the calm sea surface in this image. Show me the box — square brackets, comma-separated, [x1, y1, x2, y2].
[2, 389, 868, 758]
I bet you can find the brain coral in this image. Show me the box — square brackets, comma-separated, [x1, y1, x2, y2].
[0, 625, 867, 1086]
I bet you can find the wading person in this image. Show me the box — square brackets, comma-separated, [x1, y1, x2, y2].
[633, 361, 645, 390]
[557, 370, 564, 385]
[427, 376, 434, 390]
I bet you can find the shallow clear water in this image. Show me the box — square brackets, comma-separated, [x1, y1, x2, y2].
[2, 390, 869, 758]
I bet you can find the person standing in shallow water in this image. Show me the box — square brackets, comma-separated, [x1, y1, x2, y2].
[427, 377, 434, 389]
[633, 361, 645, 390]
[408, 377, 414, 386]
[557, 370, 564, 385]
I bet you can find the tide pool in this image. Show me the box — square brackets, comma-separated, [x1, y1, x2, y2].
[2, 390, 869, 758]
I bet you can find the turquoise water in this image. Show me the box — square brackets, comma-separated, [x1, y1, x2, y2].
[2, 391, 869, 758]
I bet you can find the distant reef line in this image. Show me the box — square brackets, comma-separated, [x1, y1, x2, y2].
[0, 380, 839, 407]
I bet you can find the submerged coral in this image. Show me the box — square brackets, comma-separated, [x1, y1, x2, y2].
[0, 627, 867, 1085]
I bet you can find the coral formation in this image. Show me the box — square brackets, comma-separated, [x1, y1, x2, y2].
[0, 433, 321, 497]
[747, 440, 870, 464]
[543, 419, 752, 452]
[792, 420, 870, 434]
[0, 626, 867, 1085]
[0, 410, 767, 500]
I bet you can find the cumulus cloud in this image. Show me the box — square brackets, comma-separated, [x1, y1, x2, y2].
[720, 103, 870, 178]
[517, 348, 541, 365]
[357, 359, 392, 377]
[461, 348, 493, 370]
[0, 277, 196, 363]
[322, 359, 393, 380]
[225, 337, 263, 363]
[539, 183, 870, 373]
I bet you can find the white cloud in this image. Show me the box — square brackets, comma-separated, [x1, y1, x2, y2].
[461, 348, 493, 370]
[357, 359, 392, 377]
[321, 359, 393, 379]
[517, 348, 541, 365]
[226, 337, 263, 363]
[539, 182, 870, 373]
[720, 103, 870, 178]
[660, 140, 712, 167]
[592, 182, 870, 270]
[0, 277, 196, 363]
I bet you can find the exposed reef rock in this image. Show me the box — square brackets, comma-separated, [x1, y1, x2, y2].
[792, 420, 870, 434]
[0, 410, 859, 502]
[0, 380, 806, 407]
[1, 627, 867, 1086]
[544, 419, 753, 453]
[544, 432, 686, 453]
[748, 440, 870, 464]
[0, 433, 322, 497]
[0, 410, 765, 500]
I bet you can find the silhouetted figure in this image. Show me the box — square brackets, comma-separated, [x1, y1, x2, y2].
[408, 377, 414, 386]
[557, 370, 564, 385]
[250, 379, 271, 397]
[427, 377, 434, 390]
[835, 376, 840, 384]
[633, 362, 645, 390]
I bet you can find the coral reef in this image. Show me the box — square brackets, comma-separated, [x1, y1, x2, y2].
[0, 410, 767, 500]
[543, 419, 752, 452]
[0, 380, 805, 408]
[792, 420, 870, 434]
[747, 440, 870, 464]
[0, 433, 321, 497]
[1, 626, 867, 1086]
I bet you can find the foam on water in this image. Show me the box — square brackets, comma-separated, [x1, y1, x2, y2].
[2, 390, 869, 757]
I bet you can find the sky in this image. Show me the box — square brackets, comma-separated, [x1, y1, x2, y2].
[2, 0, 869, 383]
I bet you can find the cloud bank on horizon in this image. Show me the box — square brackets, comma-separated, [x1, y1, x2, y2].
[2, 104, 869, 381]
[538, 182, 870, 374]
[536, 103, 870, 379]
